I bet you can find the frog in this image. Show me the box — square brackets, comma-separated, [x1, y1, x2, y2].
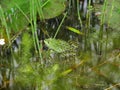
[44, 38, 71, 53]
[44, 38, 79, 58]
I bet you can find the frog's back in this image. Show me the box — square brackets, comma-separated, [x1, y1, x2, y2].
[44, 38, 71, 53]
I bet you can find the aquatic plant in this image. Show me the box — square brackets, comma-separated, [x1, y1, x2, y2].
[0, 0, 120, 90]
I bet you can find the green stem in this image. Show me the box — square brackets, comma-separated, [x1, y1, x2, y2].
[54, 12, 67, 38]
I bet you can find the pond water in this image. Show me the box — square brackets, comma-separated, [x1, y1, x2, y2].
[0, 0, 120, 90]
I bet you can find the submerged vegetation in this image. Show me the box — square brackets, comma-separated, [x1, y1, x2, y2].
[0, 0, 120, 90]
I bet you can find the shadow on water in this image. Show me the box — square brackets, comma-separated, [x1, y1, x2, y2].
[0, 0, 120, 90]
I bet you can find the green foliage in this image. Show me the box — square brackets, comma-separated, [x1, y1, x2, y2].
[113, 34, 120, 49]
[15, 63, 60, 89]
[97, 0, 120, 30]
[41, 0, 66, 19]
[66, 26, 84, 35]
[20, 32, 33, 63]
[0, 5, 10, 44]
[0, 0, 120, 90]
[0, 0, 29, 32]
[15, 64, 36, 86]
[106, 0, 120, 29]
[0, 0, 66, 32]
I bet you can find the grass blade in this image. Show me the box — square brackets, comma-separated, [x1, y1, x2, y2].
[66, 26, 84, 35]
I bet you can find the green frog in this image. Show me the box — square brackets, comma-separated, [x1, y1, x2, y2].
[44, 38, 71, 53]
[44, 38, 78, 57]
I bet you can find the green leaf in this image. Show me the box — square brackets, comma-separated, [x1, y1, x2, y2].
[41, 0, 66, 19]
[60, 69, 72, 76]
[66, 26, 84, 35]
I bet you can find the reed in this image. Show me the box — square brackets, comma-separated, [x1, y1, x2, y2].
[54, 12, 67, 38]
[0, 6, 10, 45]
[98, 0, 107, 55]
[77, 0, 83, 28]
[30, 0, 43, 64]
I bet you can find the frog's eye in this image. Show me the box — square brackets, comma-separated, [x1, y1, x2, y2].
[0, 39, 5, 45]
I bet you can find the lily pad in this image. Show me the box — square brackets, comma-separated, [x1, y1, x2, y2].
[42, 0, 66, 19]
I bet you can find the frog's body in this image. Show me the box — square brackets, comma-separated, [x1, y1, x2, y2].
[44, 38, 79, 58]
[44, 38, 71, 53]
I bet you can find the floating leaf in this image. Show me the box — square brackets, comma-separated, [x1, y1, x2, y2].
[42, 0, 66, 19]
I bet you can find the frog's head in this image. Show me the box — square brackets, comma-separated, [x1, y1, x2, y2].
[44, 38, 52, 47]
